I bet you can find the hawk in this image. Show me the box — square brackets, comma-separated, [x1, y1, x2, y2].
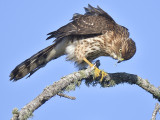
[10, 4, 136, 81]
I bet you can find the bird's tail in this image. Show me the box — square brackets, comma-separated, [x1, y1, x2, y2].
[10, 43, 64, 81]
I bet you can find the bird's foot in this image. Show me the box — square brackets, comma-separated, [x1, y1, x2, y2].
[83, 58, 107, 82]
[93, 60, 108, 82]
[93, 66, 107, 82]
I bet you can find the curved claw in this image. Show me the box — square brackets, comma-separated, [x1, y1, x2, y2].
[83, 57, 107, 82]
[94, 67, 107, 82]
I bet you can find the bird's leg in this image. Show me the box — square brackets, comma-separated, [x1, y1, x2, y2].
[83, 57, 107, 82]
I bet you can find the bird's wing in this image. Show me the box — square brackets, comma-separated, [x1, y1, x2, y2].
[46, 4, 116, 41]
[84, 4, 115, 22]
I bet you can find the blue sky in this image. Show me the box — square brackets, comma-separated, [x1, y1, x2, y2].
[1, 0, 160, 120]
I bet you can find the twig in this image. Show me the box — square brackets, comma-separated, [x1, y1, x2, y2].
[57, 93, 76, 100]
[151, 103, 160, 120]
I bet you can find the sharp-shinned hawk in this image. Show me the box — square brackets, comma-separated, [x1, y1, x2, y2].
[10, 4, 136, 81]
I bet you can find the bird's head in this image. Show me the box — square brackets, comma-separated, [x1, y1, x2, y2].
[110, 38, 136, 63]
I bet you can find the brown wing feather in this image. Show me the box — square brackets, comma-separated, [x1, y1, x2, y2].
[46, 4, 116, 41]
[84, 4, 115, 22]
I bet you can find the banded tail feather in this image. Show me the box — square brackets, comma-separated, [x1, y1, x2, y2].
[10, 44, 56, 81]
[10, 4, 137, 82]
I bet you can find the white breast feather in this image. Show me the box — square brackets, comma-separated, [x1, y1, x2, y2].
[65, 44, 76, 61]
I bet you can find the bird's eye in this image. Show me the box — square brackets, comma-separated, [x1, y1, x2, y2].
[119, 48, 122, 52]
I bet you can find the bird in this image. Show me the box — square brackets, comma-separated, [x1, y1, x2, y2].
[9, 4, 136, 81]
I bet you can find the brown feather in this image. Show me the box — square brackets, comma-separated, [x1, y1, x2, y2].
[10, 5, 136, 81]
[10, 44, 55, 81]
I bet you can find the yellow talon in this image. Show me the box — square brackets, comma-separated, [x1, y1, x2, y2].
[83, 57, 107, 82]
[94, 67, 107, 82]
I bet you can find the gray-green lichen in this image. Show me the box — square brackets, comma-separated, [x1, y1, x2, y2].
[64, 78, 82, 92]
[79, 71, 87, 79]
[12, 108, 19, 115]
[22, 109, 33, 120]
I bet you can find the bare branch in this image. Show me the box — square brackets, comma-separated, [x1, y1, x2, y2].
[151, 103, 160, 120]
[103, 73, 160, 101]
[57, 93, 76, 100]
[11, 68, 93, 120]
[11, 67, 160, 120]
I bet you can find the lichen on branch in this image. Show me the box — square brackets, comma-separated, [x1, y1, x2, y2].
[11, 67, 160, 120]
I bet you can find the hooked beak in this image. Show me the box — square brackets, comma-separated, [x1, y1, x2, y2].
[117, 58, 124, 63]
